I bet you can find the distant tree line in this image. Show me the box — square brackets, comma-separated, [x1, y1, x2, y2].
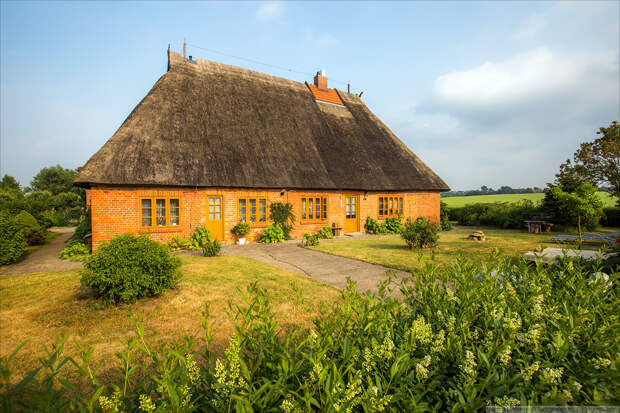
[441, 186, 544, 197]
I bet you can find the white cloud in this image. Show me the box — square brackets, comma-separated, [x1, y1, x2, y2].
[515, 13, 547, 40]
[256, 2, 284, 20]
[433, 47, 618, 108]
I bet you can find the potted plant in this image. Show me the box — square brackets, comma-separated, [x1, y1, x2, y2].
[231, 222, 251, 245]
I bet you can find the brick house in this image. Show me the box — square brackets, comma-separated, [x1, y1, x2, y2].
[74, 49, 449, 250]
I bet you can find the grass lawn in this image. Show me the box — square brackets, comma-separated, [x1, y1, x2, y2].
[0, 256, 339, 385]
[310, 227, 558, 272]
[441, 192, 617, 207]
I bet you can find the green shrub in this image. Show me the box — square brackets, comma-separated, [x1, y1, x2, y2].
[36, 209, 65, 228]
[0, 213, 26, 265]
[71, 208, 91, 243]
[14, 210, 45, 245]
[259, 223, 285, 243]
[364, 217, 387, 234]
[59, 241, 89, 261]
[450, 200, 541, 229]
[317, 224, 334, 239]
[440, 201, 453, 231]
[4, 255, 618, 410]
[231, 222, 251, 237]
[302, 232, 320, 246]
[601, 207, 620, 227]
[401, 217, 439, 249]
[384, 216, 404, 233]
[81, 234, 181, 304]
[269, 202, 295, 239]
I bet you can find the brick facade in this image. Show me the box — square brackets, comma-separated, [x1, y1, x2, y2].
[86, 186, 440, 251]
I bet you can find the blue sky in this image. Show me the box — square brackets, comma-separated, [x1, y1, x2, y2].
[1, 1, 618, 190]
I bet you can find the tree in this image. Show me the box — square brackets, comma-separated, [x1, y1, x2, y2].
[29, 165, 79, 196]
[556, 121, 620, 204]
[0, 174, 20, 191]
[547, 183, 604, 242]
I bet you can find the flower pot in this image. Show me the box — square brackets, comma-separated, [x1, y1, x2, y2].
[238, 237, 246, 245]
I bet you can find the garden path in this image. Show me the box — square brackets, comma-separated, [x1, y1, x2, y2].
[1, 228, 83, 275]
[221, 241, 409, 295]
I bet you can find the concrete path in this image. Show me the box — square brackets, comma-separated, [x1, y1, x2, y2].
[221, 240, 409, 294]
[1, 228, 83, 275]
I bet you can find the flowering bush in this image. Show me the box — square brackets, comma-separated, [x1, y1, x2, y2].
[2, 256, 618, 410]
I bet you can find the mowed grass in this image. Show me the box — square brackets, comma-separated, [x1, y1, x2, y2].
[441, 192, 617, 207]
[0, 256, 339, 384]
[310, 228, 557, 272]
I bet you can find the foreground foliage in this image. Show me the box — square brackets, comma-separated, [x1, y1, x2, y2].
[81, 234, 181, 304]
[3, 255, 617, 411]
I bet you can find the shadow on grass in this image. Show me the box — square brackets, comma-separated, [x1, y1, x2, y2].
[366, 244, 410, 251]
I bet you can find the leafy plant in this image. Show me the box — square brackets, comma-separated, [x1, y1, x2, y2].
[59, 241, 89, 261]
[191, 226, 211, 249]
[302, 232, 320, 246]
[81, 234, 181, 304]
[384, 216, 404, 233]
[401, 217, 439, 249]
[231, 222, 251, 237]
[317, 224, 334, 239]
[202, 238, 221, 257]
[259, 223, 285, 243]
[168, 235, 194, 251]
[269, 203, 295, 239]
[0, 213, 26, 265]
[71, 208, 91, 243]
[364, 217, 387, 234]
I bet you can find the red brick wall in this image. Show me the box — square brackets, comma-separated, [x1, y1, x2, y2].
[88, 186, 440, 250]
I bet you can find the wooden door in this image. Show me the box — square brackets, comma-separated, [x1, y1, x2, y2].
[344, 196, 359, 233]
[206, 196, 224, 240]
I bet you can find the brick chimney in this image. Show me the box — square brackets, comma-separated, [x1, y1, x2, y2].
[313, 69, 328, 90]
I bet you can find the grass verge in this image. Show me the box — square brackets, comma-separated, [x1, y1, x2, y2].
[310, 227, 557, 271]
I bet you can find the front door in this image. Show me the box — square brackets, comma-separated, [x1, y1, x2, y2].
[206, 196, 224, 241]
[344, 196, 359, 233]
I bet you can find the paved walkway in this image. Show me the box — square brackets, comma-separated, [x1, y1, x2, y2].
[220, 240, 409, 294]
[1, 228, 83, 275]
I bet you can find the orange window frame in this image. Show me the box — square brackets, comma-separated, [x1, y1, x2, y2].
[237, 197, 268, 225]
[300, 196, 328, 222]
[378, 196, 404, 219]
[140, 197, 181, 228]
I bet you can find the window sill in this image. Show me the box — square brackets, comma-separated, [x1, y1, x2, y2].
[139, 227, 183, 234]
[300, 220, 328, 225]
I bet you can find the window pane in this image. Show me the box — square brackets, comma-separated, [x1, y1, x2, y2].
[322, 198, 327, 219]
[301, 198, 306, 220]
[399, 198, 403, 214]
[308, 198, 313, 220]
[238, 199, 246, 222]
[249, 199, 256, 222]
[259, 199, 266, 222]
[170, 199, 179, 226]
[214, 197, 220, 205]
[156, 199, 166, 226]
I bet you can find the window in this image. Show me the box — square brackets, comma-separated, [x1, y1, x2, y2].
[141, 198, 180, 227]
[301, 196, 328, 221]
[378, 196, 403, 218]
[238, 198, 267, 224]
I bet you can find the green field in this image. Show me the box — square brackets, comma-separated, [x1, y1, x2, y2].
[442, 192, 617, 207]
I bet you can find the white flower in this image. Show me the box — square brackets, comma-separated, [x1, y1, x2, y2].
[416, 355, 432, 380]
[541, 367, 563, 385]
[460, 350, 477, 382]
[493, 395, 520, 407]
[499, 346, 511, 366]
[521, 361, 540, 381]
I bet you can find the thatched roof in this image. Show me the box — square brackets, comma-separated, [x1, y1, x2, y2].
[74, 51, 449, 192]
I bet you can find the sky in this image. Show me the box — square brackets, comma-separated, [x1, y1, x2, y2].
[1, 1, 618, 191]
